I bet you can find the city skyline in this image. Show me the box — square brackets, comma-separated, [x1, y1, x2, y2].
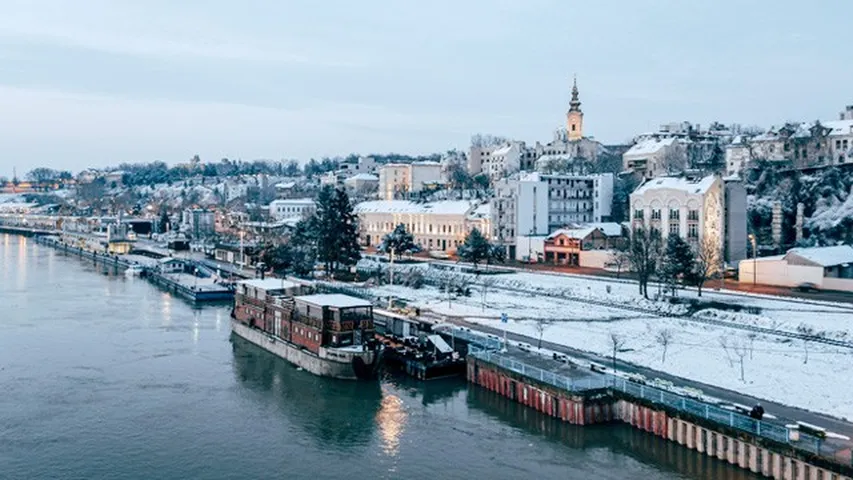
[1, 0, 852, 177]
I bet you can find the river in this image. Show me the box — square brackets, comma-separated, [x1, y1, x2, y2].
[0, 234, 759, 479]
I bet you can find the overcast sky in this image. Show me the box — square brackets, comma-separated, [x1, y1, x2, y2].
[1, 0, 851, 177]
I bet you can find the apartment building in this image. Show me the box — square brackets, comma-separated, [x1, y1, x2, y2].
[377, 162, 443, 200]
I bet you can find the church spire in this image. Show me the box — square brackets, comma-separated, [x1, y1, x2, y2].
[569, 75, 581, 112]
[566, 75, 584, 141]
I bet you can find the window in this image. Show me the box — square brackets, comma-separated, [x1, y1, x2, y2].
[688, 224, 699, 239]
[633, 209, 644, 220]
[571, 124, 576, 131]
[651, 209, 661, 220]
[688, 210, 699, 221]
[669, 223, 680, 236]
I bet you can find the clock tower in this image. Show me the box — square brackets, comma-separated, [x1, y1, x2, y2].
[566, 76, 584, 141]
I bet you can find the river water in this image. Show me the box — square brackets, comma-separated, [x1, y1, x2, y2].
[0, 234, 759, 480]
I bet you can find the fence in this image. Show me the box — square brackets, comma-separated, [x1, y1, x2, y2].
[470, 348, 611, 393]
[440, 328, 503, 351]
[469, 346, 825, 457]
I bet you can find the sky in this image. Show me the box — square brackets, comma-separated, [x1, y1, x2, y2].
[0, 0, 851, 177]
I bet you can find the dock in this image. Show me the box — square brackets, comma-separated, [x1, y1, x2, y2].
[467, 341, 853, 480]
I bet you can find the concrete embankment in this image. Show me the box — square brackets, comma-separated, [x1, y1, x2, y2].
[468, 348, 853, 480]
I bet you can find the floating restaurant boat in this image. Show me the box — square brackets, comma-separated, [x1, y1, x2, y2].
[231, 279, 382, 380]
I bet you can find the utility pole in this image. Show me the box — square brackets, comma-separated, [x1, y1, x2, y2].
[748, 234, 757, 287]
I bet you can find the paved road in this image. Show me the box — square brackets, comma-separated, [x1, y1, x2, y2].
[448, 317, 853, 443]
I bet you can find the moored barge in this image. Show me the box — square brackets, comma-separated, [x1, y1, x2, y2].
[232, 279, 382, 380]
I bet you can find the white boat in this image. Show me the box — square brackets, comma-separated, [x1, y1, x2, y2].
[125, 265, 144, 276]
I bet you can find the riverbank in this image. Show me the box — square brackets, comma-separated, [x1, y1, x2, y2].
[0, 233, 762, 480]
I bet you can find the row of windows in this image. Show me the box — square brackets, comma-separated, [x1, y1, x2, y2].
[550, 202, 589, 212]
[835, 139, 850, 150]
[366, 222, 466, 235]
[635, 209, 699, 221]
[647, 224, 699, 239]
[295, 326, 320, 343]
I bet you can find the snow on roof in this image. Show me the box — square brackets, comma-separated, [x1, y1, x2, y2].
[624, 137, 677, 157]
[468, 202, 491, 219]
[491, 144, 513, 156]
[784, 245, 853, 267]
[411, 161, 441, 167]
[240, 278, 301, 291]
[295, 293, 372, 308]
[275, 182, 296, 189]
[568, 222, 622, 237]
[355, 200, 475, 216]
[547, 227, 598, 240]
[346, 173, 379, 181]
[632, 175, 718, 196]
[269, 198, 315, 205]
[824, 120, 853, 137]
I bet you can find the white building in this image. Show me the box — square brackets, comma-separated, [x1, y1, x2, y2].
[377, 162, 443, 200]
[355, 200, 484, 253]
[339, 156, 379, 175]
[472, 141, 524, 181]
[268, 198, 316, 221]
[629, 175, 725, 258]
[490, 171, 613, 258]
[344, 173, 379, 195]
[739, 245, 853, 292]
[623, 136, 683, 179]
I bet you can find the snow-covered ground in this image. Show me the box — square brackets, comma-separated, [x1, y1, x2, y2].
[466, 315, 853, 421]
[361, 265, 853, 419]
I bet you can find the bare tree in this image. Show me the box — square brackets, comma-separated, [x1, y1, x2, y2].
[627, 226, 662, 299]
[655, 329, 674, 364]
[610, 247, 629, 279]
[609, 332, 627, 368]
[796, 324, 814, 364]
[693, 236, 720, 297]
[718, 335, 735, 367]
[746, 332, 758, 360]
[732, 337, 748, 382]
[479, 276, 498, 312]
[661, 143, 687, 175]
[534, 319, 550, 349]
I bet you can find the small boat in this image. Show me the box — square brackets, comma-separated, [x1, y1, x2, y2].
[125, 265, 144, 276]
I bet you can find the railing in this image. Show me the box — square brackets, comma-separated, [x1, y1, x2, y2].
[440, 328, 502, 351]
[470, 348, 611, 392]
[469, 347, 825, 457]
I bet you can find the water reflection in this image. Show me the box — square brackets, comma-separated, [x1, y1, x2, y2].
[230, 334, 381, 448]
[467, 387, 760, 480]
[376, 391, 406, 456]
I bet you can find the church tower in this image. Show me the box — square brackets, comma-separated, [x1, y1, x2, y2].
[566, 76, 584, 141]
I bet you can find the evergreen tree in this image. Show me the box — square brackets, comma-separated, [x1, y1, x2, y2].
[314, 186, 361, 275]
[659, 235, 695, 295]
[378, 224, 417, 257]
[289, 218, 319, 277]
[457, 228, 493, 269]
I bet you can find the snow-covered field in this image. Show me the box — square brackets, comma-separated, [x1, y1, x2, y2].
[361, 265, 853, 419]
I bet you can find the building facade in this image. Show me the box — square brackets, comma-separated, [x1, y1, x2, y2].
[629, 175, 735, 263]
[377, 162, 443, 200]
[355, 200, 483, 253]
[268, 198, 316, 221]
[489, 171, 613, 258]
[181, 208, 215, 238]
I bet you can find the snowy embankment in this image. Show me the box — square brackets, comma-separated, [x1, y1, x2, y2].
[361, 263, 853, 419]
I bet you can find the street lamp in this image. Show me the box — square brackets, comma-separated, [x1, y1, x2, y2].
[748, 234, 757, 287]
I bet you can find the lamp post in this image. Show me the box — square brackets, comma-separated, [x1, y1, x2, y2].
[748, 234, 757, 287]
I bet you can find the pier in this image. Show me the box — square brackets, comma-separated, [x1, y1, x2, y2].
[468, 344, 853, 480]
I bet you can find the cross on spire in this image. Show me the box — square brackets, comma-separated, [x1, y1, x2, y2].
[569, 75, 581, 112]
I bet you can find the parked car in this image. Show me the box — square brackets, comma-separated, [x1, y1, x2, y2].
[794, 282, 818, 292]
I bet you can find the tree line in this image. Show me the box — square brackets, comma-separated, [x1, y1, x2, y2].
[622, 226, 720, 298]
